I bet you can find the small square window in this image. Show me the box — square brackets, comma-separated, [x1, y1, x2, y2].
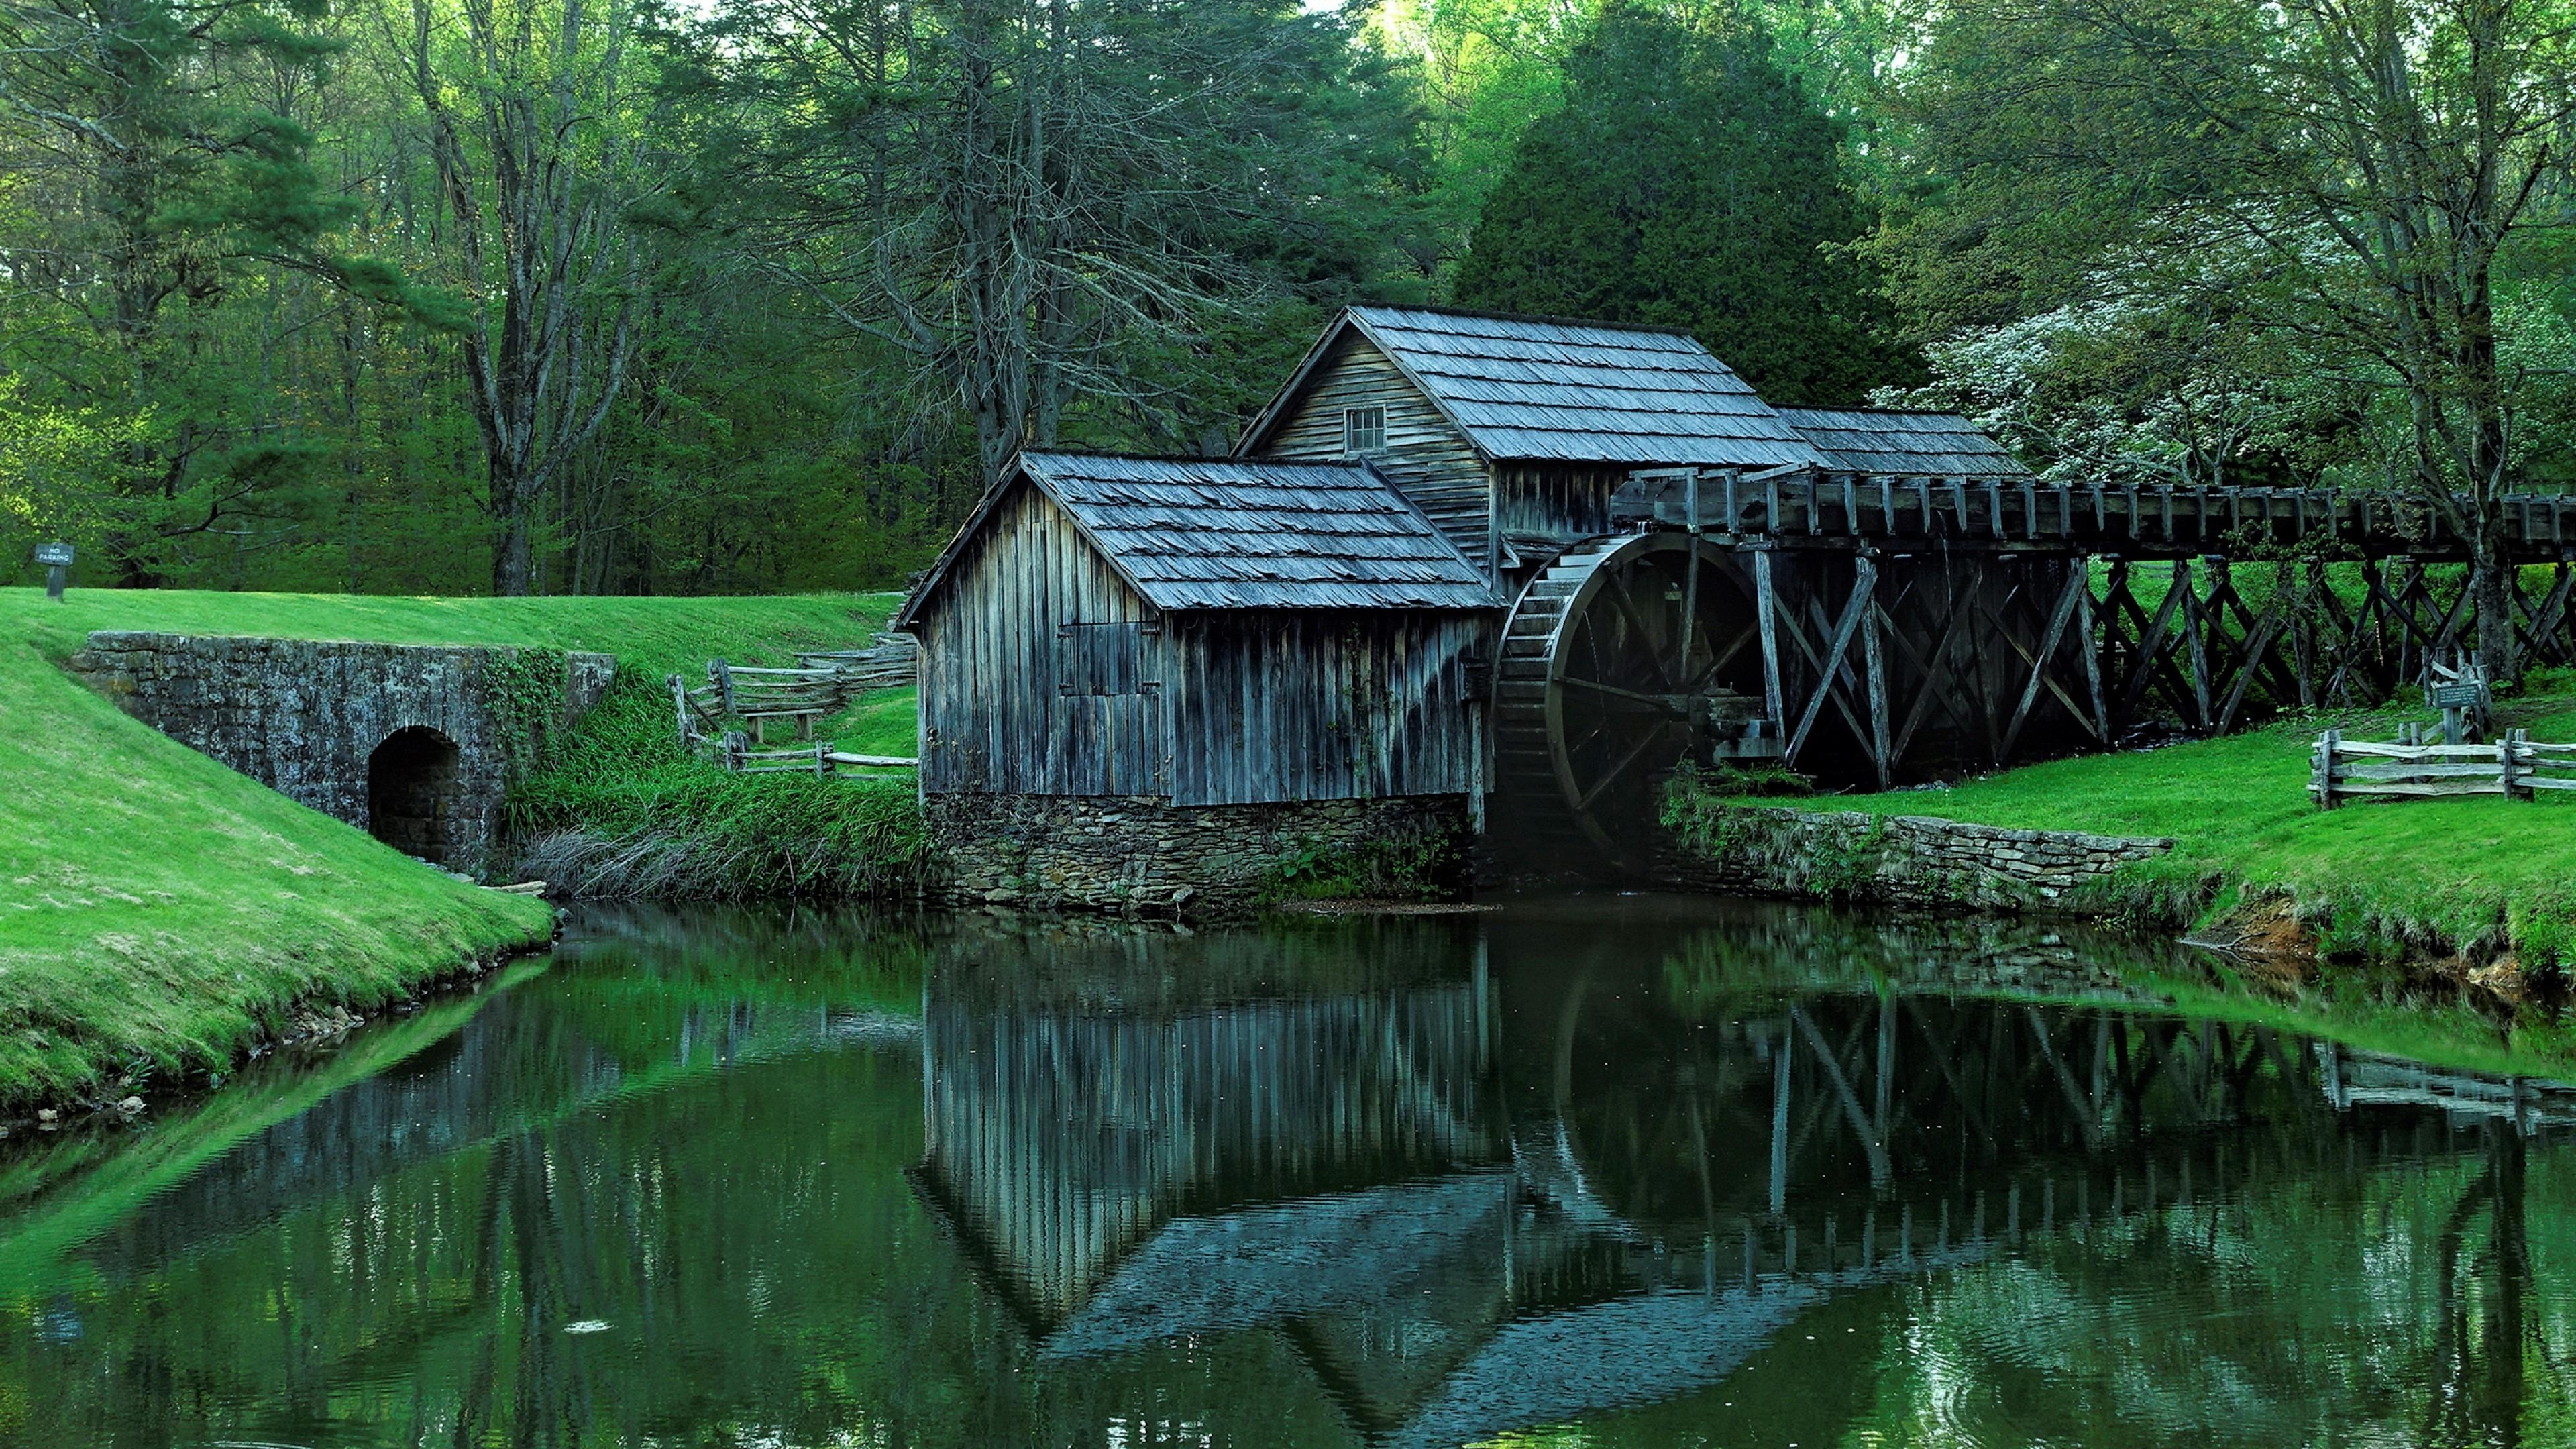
[1343, 405, 1387, 456]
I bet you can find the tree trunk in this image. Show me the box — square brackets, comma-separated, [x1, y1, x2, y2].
[492, 496, 535, 597]
[2473, 527, 2517, 684]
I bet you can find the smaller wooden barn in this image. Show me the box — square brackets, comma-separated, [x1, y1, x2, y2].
[893, 452, 1497, 906]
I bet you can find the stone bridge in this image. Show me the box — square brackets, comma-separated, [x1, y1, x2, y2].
[71, 631, 616, 876]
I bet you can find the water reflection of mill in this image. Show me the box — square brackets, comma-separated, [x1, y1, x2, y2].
[914, 911, 2571, 1448]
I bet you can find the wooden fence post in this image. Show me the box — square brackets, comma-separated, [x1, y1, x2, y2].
[2314, 728, 2339, 809]
[711, 658, 738, 716]
[670, 673, 694, 747]
[2503, 729, 2526, 800]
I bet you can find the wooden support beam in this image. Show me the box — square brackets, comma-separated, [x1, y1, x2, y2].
[2214, 583, 2294, 733]
[1754, 547, 1785, 726]
[2531, 563, 2575, 665]
[2002, 567, 2090, 761]
[1888, 568, 1984, 763]
[2177, 562, 2214, 730]
[1788, 557, 1877, 764]
[1788, 592, 1876, 755]
[1975, 578, 2022, 763]
[1864, 572, 1894, 788]
[2076, 568, 2111, 743]
[2292, 563, 2319, 710]
[2312, 561, 2371, 705]
[2115, 564, 2194, 725]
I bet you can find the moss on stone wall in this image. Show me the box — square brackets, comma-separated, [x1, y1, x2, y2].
[1658, 772, 2176, 913]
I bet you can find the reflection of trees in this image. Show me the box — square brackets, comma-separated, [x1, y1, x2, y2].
[2426, 1125, 2532, 1449]
[1837, 1110, 2567, 1449]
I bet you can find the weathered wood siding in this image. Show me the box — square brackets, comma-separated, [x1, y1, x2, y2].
[1168, 610, 1483, 806]
[916, 481, 1170, 795]
[1494, 462, 1637, 547]
[1255, 331, 1495, 571]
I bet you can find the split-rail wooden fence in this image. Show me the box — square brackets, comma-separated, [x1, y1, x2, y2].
[2312, 728, 2576, 806]
[669, 633, 919, 774]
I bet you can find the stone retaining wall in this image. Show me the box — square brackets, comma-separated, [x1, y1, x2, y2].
[922, 792, 1470, 915]
[71, 631, 615, 876]
[1656, 802, 2174, 913]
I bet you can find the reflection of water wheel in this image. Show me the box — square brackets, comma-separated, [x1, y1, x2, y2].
[1495, 533, 1772, 866]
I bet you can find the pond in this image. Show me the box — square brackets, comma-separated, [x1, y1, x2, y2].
[2, 896, 2571, 1447]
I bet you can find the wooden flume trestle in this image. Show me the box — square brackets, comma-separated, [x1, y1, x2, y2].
[1495, 467, 2576, 847]
[1612, 467, 2576, 559]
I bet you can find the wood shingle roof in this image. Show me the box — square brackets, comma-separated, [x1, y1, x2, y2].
[1775, 407, 2031, 477]
[1326, 307, 1827, 468]
[899, 453, 1497, 624]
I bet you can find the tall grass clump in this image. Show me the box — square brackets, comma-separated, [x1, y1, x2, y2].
[510, 669, 928, 900]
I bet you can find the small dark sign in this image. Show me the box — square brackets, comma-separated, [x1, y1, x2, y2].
[2430, 682, 2485, 708]
[32, 542, 72, 566]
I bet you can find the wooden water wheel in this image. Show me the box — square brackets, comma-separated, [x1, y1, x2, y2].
[1494, 533, 1774, 866]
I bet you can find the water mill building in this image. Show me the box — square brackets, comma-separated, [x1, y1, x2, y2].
[899, 303, 2443, 910]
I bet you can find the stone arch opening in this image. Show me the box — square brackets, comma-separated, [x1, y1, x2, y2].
[368, 726, 463, 865]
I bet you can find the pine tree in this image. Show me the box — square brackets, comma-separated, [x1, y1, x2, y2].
[1452, 4, 1911, 405]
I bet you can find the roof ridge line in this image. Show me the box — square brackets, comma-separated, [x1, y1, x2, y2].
[1020, 448, 1375, 470]
[1348, 301, 1701, 339]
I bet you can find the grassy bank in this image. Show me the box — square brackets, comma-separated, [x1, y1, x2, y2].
[1671, 669, 2576, 974]
[510, 666, 925, 900]
[0, 586, 918, 1113]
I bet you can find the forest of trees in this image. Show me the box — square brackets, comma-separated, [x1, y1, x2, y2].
[4, 0, 2575, 600]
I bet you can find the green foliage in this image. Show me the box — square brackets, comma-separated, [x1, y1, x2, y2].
[1452, 3, 1914, 404]
[1690, 757, 1813, 798]
[476, 648, 572, 779]
[509, 669, 928, 901]
[3, 0, 2569, 603]
[1660, 766, 1893, 902]
[1886, 0, 2576, 598]
[1659, 765, 1747, 860]
[1259, 820, 1468, 904]
[3, 0, 1440, 596]
[1369, 0, 1586, 286]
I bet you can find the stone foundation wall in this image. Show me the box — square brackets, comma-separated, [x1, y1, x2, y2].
[70, 631, 615, 876]
[1656, 802, 2174, 913]
[922, 792, 1471, 914]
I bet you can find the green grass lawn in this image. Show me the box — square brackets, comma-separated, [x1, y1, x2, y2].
[0, 586, 897, 675]
[1788, 669, 2576, 963]
[0, 586, 910, 1114]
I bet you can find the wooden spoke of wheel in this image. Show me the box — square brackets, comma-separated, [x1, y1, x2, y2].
[1493, 533, 1760, 867]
